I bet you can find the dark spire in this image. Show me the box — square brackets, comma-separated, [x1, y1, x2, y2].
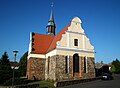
[46, 0, 56, 36]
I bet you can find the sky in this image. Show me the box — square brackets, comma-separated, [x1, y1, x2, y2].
[0, 0, 120, 63]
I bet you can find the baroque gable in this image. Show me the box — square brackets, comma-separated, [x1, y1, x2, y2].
[56, 17, 94, 57]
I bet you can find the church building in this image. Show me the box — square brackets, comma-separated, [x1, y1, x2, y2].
[27, 7, 95, 81]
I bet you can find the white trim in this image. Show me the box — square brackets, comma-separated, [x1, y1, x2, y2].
[66, 30, 85, 35]
[71, 17, 82, 23]
[56, 46, 94, 53]
[67, 32, 70, 48]
[28, 32, 32, 54]
[71, 21, 81, 24]
[46, 49, 56, 58]
[86, 57, 88, 73]
[82, 35, 85, 49]
[62, 34, 64, 37]
[27, 53, 46, 59]
[56, 41, 60, 46]
[68, 55, 70, 74]
[68, 27, 70, 31]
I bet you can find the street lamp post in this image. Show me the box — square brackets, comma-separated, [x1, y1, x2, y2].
[12, 50, 18, 88]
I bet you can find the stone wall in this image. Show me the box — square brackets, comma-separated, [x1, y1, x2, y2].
[82, 57, 95, 79]
[55, 55, 73, 81]
[27, 58, 45, 80]
[87, 57, 95, 78]
[27, 55, 95, 81]
[27, 57, 31, 80]
[55, 55, 66, 81]
[46, 55, 73, 81]
[46, 55, 56, 81]
[46, 55, 83, 81]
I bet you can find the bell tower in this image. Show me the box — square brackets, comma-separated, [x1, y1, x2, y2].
[46, 1, 56, 36]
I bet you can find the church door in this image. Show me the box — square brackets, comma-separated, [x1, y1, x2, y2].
[73, 54, 79, 77]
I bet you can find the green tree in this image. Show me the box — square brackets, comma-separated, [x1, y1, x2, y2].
[110, 64, 116, 73]
[0, 52, 12, 84]
[19, 51, 28, 77]
[112, 59, 120, 73]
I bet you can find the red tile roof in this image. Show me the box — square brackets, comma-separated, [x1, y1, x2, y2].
[32, 33, 54, 54]
[32, 23, 70, 54]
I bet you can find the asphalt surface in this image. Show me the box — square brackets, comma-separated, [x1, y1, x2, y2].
[58, 75, 120, 88]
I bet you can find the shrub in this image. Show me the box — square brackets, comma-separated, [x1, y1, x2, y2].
[4, 78, 28, 86]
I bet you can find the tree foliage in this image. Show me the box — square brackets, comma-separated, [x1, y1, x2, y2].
[110, 64, 116, 73]
[19, 51, 28, 77]
[0, 52, 12, 84]
[111, 59, 120, 73]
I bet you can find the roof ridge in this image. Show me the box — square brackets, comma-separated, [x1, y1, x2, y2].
[46, 23, 70, 53]
[45, 36, 55, 53]
[35, 33, 54, 36]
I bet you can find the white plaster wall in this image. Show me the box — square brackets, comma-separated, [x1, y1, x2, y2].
[28, 54, 46, 59]
[46, 49, 57, 58]
[56, 49, 94, 57]
[56, 17, 94, 57]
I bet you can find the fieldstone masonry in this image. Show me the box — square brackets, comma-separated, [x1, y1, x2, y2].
[27, 58, 45, 80]
[27, 55, 95, 81]
[45, 55, 94, 81]
[82, 57, 95, 79]
[46, 55, 56, 81]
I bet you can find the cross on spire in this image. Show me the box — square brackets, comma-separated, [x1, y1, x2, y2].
[51, 0, 54, 8]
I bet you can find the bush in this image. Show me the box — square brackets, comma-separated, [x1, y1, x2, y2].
[3, 78, 28, 86]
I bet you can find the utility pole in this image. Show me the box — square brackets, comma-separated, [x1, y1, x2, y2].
[12, 50, 18, 88]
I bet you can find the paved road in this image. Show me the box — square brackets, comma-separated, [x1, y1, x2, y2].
[58, 75, 120, 88]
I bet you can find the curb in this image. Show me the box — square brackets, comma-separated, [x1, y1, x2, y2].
[54, 77, 100, 87]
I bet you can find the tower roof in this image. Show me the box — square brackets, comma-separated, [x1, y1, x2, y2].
[47, 9, 55, 26]
[46, 1, 56, 35]
[47, 1, 55, 27]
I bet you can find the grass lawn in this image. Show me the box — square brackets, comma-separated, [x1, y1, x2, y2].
[3, 78, 55, 88]
[28, 80, 55, 88]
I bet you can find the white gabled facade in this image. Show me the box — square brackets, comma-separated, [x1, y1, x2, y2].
[55, 17, 95, 57]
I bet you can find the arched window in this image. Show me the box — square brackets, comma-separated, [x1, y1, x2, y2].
[84, 57, 86, 73]
[74, 39, 78, 46]
[65, 56, 68, 73]
[47, 57, 50, 74]
[73, 54, 79, 72]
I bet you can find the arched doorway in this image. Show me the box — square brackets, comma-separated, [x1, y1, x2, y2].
[73, 54, 79, 74]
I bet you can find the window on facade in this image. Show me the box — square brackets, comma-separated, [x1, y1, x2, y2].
[47, 57, 50, 74]
[84, 57, 86, 73]
[65, 56, 68, 73]
[74, 39, 78, 46]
